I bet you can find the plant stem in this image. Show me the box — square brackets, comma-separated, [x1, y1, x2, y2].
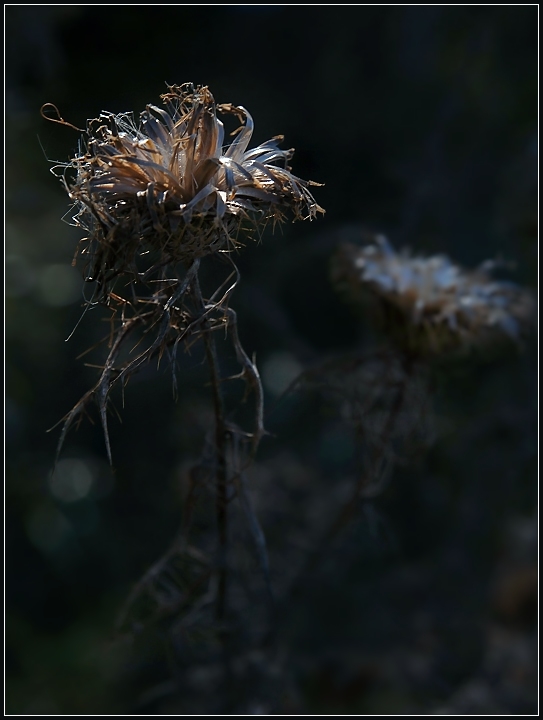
[192, 270, 229, 621]
[204, 329, 228, 621]
[290, 352, 413, 587]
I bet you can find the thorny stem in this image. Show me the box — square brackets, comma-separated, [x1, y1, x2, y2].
[112, 258, 269, 637]
[324, 369, 408, 541]
[290, 352, 414, 587]
[192, 271, 229, 622]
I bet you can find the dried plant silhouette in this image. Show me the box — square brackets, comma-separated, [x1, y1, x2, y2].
[332, 236, 535, 356]
[46, 83, 323, 633]
[273, 233, 536, 597]
[43, 81, 535, 714]
[46, 83, 323, 462]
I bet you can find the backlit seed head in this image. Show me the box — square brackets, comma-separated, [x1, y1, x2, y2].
[54, 83, 324, 288]
[332, 237, 535, 356]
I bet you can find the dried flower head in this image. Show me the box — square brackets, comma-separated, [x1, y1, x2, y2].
[53, 83, 323, 290]
[332, 236, 535, 355]
[46, 83, 324, 464]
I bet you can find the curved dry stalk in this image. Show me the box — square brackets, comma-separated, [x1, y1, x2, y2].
[51, 260, 202, 464]
[50, 313, 146, 465]
[112, 259, 268, 635]
[223, 307, 266, 460]
[279, 349, 425, 599]
[231, 434, 273, 609]
[191, 271, 229, 621]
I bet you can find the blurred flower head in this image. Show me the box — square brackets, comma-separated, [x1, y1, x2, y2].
[332, 236, 535, 355]
[53, 83, 324, 286]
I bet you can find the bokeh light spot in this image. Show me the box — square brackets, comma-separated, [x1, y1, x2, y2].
[261, 351, 302, 397]
[25, 503, 72, 554]
[49, 458, 94, 503]
[36, 263, 80, 306]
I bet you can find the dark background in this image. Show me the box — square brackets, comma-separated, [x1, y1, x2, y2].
[6, 6, 537, 715]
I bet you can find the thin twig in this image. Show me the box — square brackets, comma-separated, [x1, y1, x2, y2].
[287, 352, 414, 591]
[192, 270, 229, 621]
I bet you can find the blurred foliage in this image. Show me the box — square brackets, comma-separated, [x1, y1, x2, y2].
[5, 6, 537, 715]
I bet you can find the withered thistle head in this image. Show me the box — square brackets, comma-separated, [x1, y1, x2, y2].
[48, 84, 324, 464]
[54, 83, 324, 289]
[332, 237, 535, 356]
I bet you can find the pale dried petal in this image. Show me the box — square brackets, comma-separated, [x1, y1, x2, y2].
[333, 239, 535, 355]
[53, 82, 324, 289]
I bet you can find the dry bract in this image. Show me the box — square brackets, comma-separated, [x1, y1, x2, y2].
[55, 83, 323, 291]
[49, 83, 324, 463]
[332, 237, 535, 355]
